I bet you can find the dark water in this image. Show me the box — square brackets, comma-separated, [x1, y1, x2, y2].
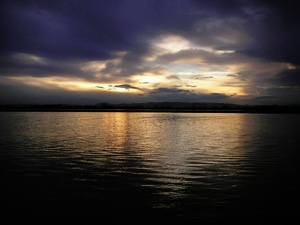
[1, 112, 300, 224]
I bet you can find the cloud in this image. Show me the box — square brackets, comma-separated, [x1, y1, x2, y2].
[114, 84, 142, 91]
[0, 0, 255, 62]
[148, 87, 229, 102]
[167, 75, 181, 80]
[250, 96, 279, 101]
[1, 0, 300, 104]
[185, 84, 197, 88]
[274, 68, 300, 87]
[0, 78, 146, 104]
[1, 0, 299, 64]
[238, 1, 300, 65]
[0, 1, 134, 60]
[195, 75, 214, 80]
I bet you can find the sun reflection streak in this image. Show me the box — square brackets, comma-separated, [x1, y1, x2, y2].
[99, 113, 248, 207]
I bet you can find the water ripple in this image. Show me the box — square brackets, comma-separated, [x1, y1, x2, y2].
[1, 112, 300, 223]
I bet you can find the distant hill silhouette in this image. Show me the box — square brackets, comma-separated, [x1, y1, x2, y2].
[1, 102, 300, 113]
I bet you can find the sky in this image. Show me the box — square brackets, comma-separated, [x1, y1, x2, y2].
[1, 0, 300, 105]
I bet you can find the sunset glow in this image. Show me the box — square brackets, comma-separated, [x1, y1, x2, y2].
[1, 1, 300, 104]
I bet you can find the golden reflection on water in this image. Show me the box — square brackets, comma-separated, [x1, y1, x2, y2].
[2, 112, 299, 220]
[73, 112, 250, 202]
[16, 112, 251, 204]
[132, 113, 249, 195]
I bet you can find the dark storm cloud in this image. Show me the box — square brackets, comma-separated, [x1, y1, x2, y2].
[0, 0, 197, 61]
[240, 0, 300, 65]
[1, 0, 300, 104]
[149, 87, 229, 102]
[274, 68, 300, 87]
[0, 0, 255, 60]
[0, 53, 85, 78]
[1, 0, 299, 63]
[99, 49, 160, 79]
[0, 0, 135, 60]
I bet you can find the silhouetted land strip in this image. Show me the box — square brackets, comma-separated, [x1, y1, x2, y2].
[1, 102, 300, 113]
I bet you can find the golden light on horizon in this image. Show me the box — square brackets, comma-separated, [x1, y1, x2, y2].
[7, 70, 245, 96]
[9, 76, 99, 91]
[7, 36, 294, 100]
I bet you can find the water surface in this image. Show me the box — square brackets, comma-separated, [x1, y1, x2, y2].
[1, 112, 299, 224]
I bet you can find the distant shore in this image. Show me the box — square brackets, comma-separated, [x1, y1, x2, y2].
[1, 102, 300, 114]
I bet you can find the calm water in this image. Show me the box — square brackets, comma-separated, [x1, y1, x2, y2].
[1, 112, 300, 224]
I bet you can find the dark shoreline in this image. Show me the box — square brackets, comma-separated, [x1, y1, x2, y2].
[1, 108, 300, 114]
[1, 102, 300, 114]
